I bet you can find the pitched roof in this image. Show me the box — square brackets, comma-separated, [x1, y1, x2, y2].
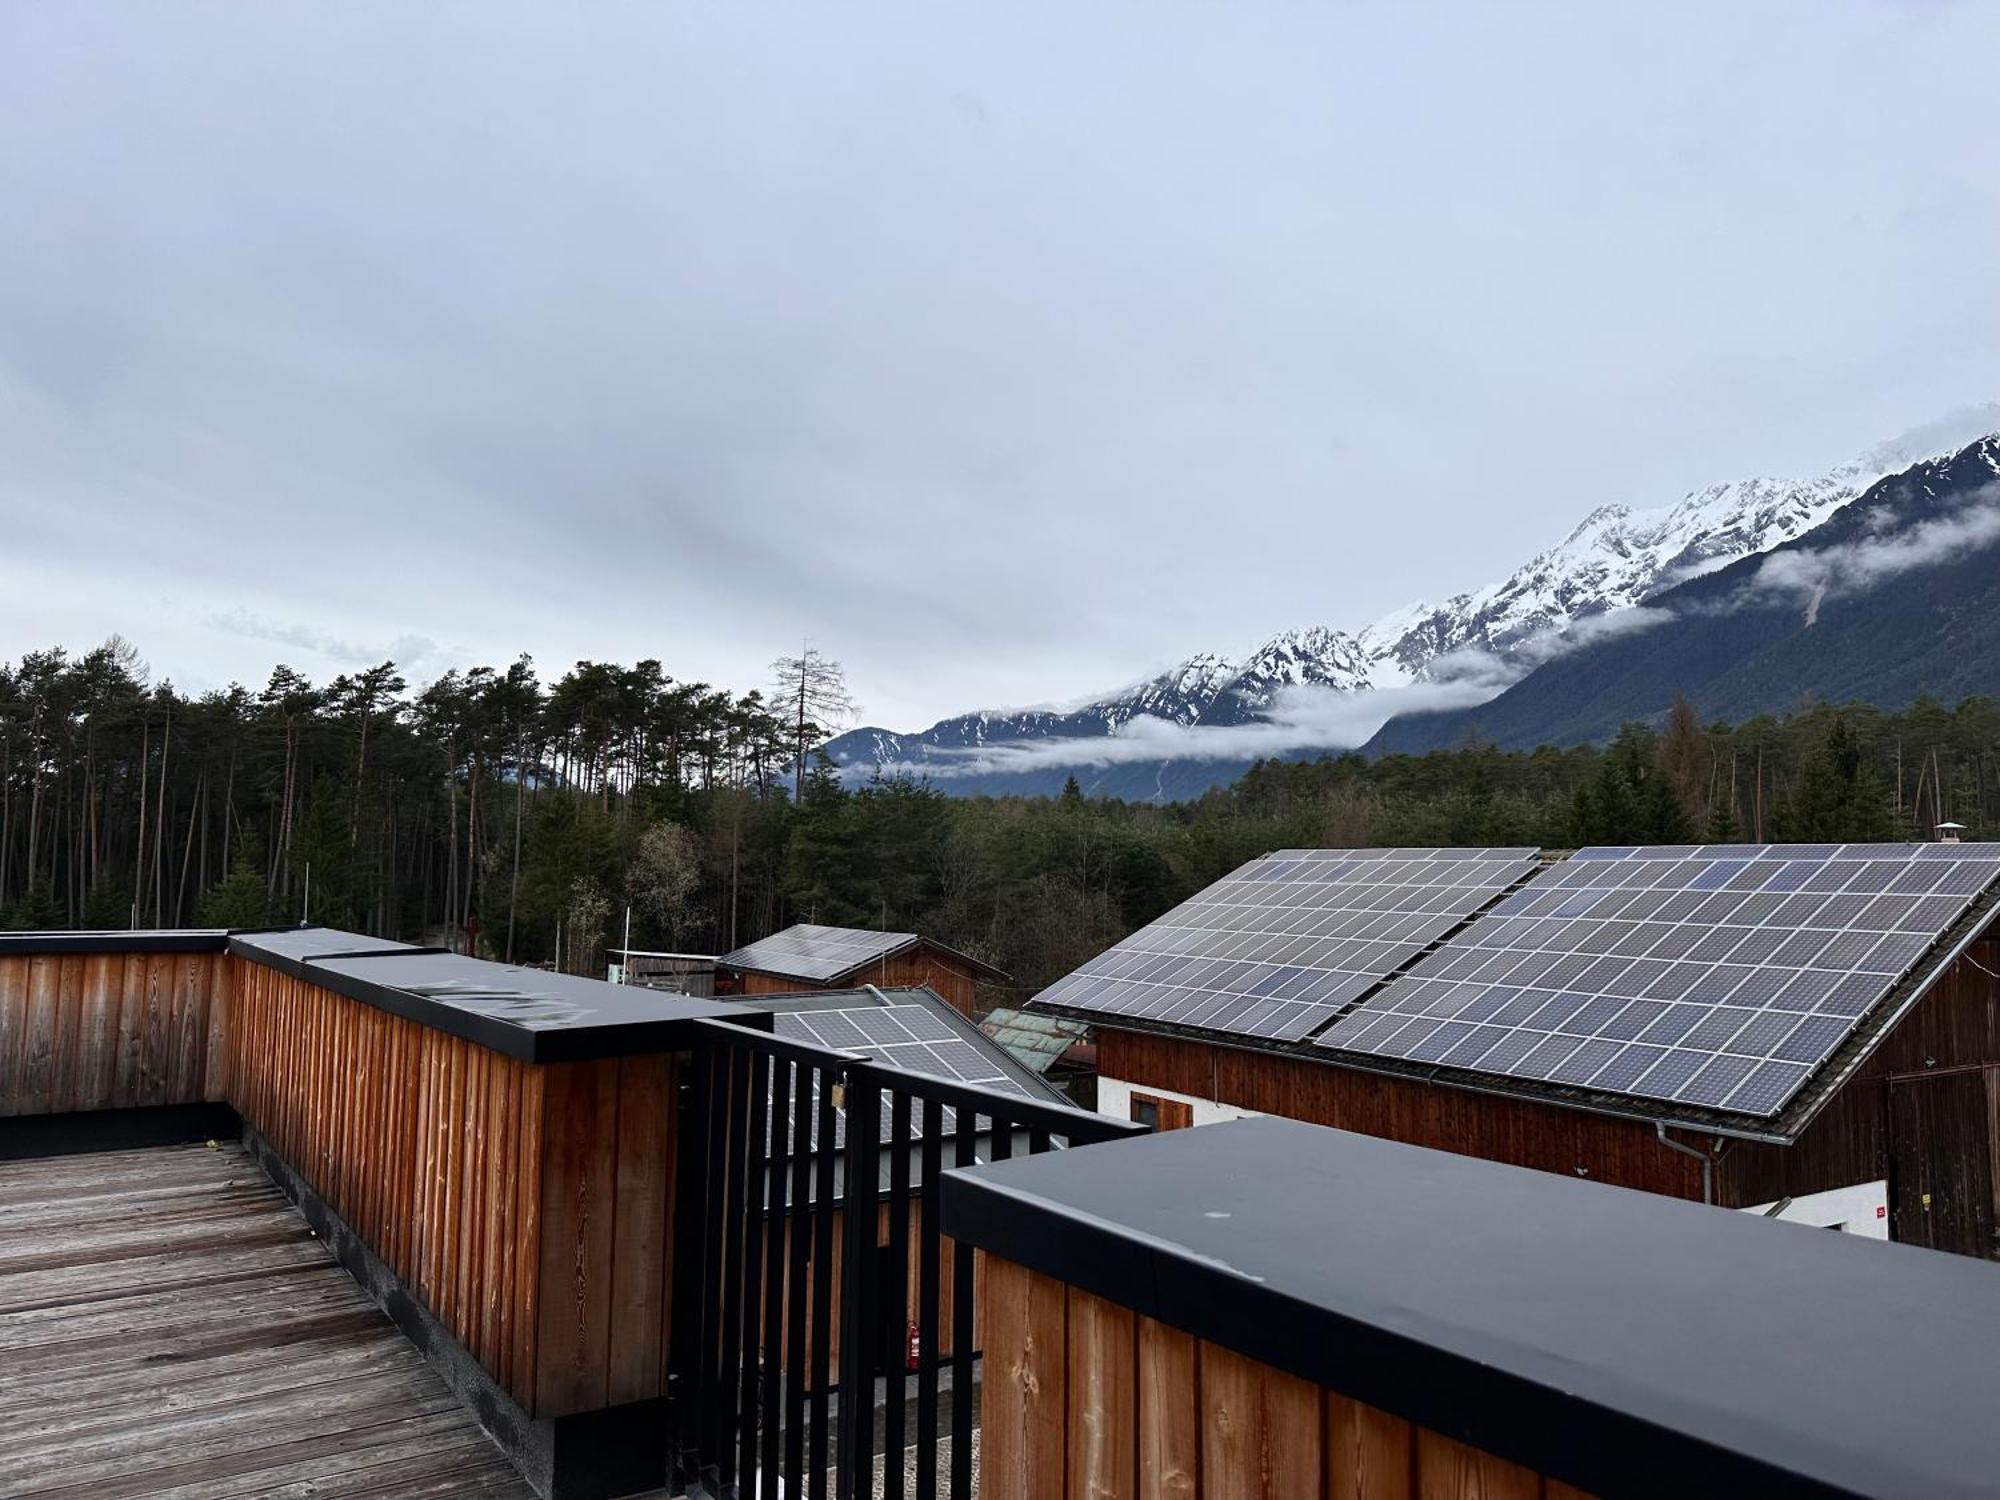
[728, 985, 1071, 1151]
[980, 1007, 1093, 1075]
[1030, 842, 2000, 1143]
[717, 922, 1006, 983]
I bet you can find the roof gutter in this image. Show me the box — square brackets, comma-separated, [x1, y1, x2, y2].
[1656, 1121, 1719, 1206]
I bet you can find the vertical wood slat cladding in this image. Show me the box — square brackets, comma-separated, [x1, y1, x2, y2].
[227, 956, 676, 1419]
[980, 1257, 1594, 1500]
[0, 951, 229, 1116]
[1099, 1028, 1703, 1200]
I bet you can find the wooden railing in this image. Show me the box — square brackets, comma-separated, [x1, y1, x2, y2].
[228, 952, 680, 1419]
[944, 1113, 2000, 1500]
[0, 936, 231, 1117]
[978, 1255, 1583, 1499]
[0, 925, 751, 1499]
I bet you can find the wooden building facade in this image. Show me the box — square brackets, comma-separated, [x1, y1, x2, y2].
[1090, 932, 2000, 1258]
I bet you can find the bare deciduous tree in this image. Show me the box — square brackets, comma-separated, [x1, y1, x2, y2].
[628, 821, 703, 946]
[563, 876, 611, 976]
[771, 645, 854, 801]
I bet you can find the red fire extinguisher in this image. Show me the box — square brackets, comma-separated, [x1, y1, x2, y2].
[906, 1321, 921, 1371]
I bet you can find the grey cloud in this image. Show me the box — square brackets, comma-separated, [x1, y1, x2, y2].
[1742, 487, 2000, 619]
[1, 4, 1995, 727]
[873, 677, 1505, 779]
[206, 610, 462, 679]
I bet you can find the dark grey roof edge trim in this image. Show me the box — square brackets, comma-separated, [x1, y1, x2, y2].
[0, 930, 232, 956]
[1041, 999, 1795, 1146]
[941, 1150, 1863, 1500]
[222, 936, 443, 987]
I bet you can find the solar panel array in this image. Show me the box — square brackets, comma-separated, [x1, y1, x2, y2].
[1034, 848, 1540, 1043]
[1316, 843, 2000, 1119]
[720, 923, 913, 983]
[773, 1000, 1041, 1148]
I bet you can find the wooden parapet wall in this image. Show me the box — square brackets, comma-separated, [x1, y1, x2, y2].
[0, 949, 230, 1116]
[0, 925, 764, 1498]
[228, 955, 676, 1419]
[979, 1256, 1587, 1500]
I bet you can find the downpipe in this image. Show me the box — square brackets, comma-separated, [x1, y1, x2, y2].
[1657, 1121, 1715, 1206]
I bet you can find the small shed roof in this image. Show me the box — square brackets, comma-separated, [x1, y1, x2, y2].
[981, 1007, 1093, 1075]
[717, 922, 1006, 984]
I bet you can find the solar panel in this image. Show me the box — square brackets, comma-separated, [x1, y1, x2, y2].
[1034, 847, 1541, 1043]
[720, 923, 912, 983]
[773, 1001, 1047, 1148]
[1317, 843, 2000, 1119]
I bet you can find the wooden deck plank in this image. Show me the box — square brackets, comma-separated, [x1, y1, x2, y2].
[0, 1319, 406, 1415]
[154, 1436, 530, 1499]
[0, 1292, 392, 1384]
[0, 1140, 533, 1499]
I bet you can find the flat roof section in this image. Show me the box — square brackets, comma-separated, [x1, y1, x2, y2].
[942, 1115, 2000, 1500]
[230, 927, 761, 1062]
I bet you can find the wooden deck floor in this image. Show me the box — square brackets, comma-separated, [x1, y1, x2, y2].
[0, 1142, 536, 1499]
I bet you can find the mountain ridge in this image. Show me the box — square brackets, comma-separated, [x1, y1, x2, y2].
[1362, 435, 2000, 755]
[825, 405, 2000, 798]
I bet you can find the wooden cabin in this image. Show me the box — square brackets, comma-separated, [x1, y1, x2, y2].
[1032, 842, 2000, 1259]
[716, 923, 1006, 1018]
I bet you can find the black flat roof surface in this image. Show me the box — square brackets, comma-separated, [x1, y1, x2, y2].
[942, 1115, 2000, 1500]
[229, 928, 758, 1061]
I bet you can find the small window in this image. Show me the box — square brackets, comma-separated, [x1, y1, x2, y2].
[1129, 1091, 1193, 1131]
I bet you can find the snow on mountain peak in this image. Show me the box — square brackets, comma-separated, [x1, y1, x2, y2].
[823, 407, 2000, 786]
[1343, 410, 2000, 688]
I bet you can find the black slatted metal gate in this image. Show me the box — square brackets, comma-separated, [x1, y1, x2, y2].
[669, 1017, 1140, 1499]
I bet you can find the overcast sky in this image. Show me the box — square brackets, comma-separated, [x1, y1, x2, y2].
[2, 2, 1995, 729]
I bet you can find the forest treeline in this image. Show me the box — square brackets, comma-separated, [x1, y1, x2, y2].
[3, 638, 1995, 1002]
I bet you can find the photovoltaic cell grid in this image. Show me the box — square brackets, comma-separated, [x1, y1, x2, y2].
[719, 923, 913, 983]
[1316, 843, 2000, 1119]
[1034, 848, 1540, 1043]
[772, 1002, 1040, 1149]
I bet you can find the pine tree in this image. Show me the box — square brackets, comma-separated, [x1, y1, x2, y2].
[1704, 786, 1742, 843]
[197, 834, 273, 928]
[1570, 724, 1693, 845]
[1770, 717, 1893, 842]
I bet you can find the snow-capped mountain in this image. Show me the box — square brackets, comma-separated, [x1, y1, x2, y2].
[829, 652, 1242, 776]
[1366, 435, 2000, 756]
[1196, 626, 1377, 723]
[1350, 452, 1927, 688]
[823, 405, 2000, 796]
